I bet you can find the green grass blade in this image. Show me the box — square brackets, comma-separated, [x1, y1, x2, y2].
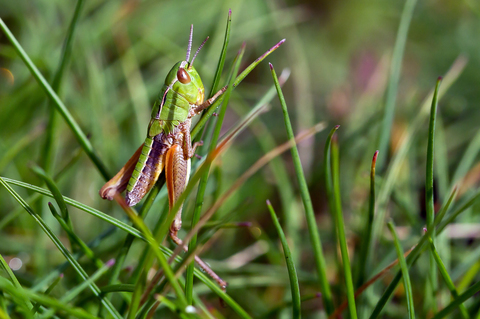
[266, 200, 301, 319]
[324, 125, 340, 217]
[209, 9, 231, 98]
[191, 39, 285, 140]
[32, 166, 70, 225]
[451, 129, 480, 187]
[428, 238, 469, 319]
[437, 190, 480, 233]
[425, 77, 442, 306]
[0, 254, 33, 312]
[105, 176, 164, 308]
[356, 150, 379, 288]
[370, 187, 466, 319]
[3, 177, 143, 238]
[41, 260, 114, 319]
[31, 274, 63, 315]
[432, 280, 480, 319]
[120, 205, 188, 308]
[185, 40, 244, 304]
[0, 177, 121, 319]
[47, 203, 103, 268]
[269, 62, 334, 314]
[370, 57, 466, 266]
[387, 222, 415, 319]
[0, 18, 110, 180]
[0, 277, 98, 319]
[331, 135, 357, 319]
[40, 0, 85, 173]
[377, 0, 417, 169]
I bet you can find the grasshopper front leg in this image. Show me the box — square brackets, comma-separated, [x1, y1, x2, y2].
[192, 86, 227, 114]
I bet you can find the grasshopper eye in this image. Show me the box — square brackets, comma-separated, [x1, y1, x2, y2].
[177, 68, 191, 84]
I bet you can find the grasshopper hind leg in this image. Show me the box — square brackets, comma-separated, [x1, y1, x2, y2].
[165, 144, 227, 291]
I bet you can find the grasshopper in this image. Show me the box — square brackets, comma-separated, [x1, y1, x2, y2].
[100, 25, 227, 289]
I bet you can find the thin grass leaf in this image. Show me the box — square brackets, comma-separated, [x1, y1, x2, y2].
[388, 222, 415, 318]
[0, 254, 32, 312]
[356, 150, 379, 288]
[40, 0, 85, 173]
[425, 77, 442, 305]
[437, 189, 480, 233]
[0, 18, 110, 180]
[377, 0, 417, 169]
[118, 202, 188, 308]
[32, 166, 71, 227]
[428, 238, 469, 319]
[266, 200, 301, 319]
[331, 135, 357, 319]
[185, 39, 244, 303]
[191, 38, 285, 140]
[269, 62, 333, 314]
[3, 177, 143, 238]
[31, 274, 63, 315]
[41, 260, 114, 319]
[0, 177, 121, 319]
[369, 186, 467, 319]
[371, 57, 467, 255]
[126, 271, 146, 319]
[47, 203, 102, 268]
[106, 176, 164, 308]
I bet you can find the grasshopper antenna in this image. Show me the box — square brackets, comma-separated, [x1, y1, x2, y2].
[186, 24, 193, 62]
[190, 36, 209, 66]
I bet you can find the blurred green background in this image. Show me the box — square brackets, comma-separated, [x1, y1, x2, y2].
[1, 0, 480, 318]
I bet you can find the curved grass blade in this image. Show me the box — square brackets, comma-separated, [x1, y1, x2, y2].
[331, 135, 357, 319]
[377, 0, 417, 169]
[266, 200, 301, 319]
[0, 177, 121, 319]
[0, 19, 110, 180]
[32, 166, 71, 226]
[269, 62, 333, 314]
[387, 222, 415, 318]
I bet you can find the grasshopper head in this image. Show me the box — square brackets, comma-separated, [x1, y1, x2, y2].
[164, 61, 204, 105]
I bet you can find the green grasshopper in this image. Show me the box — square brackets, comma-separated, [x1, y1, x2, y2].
[100, 25, 227, 289]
